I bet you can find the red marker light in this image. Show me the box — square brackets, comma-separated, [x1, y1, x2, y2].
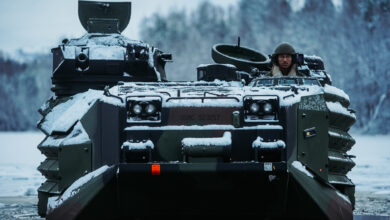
[320, 168, 323, 172]
[151, 164, 160, 175]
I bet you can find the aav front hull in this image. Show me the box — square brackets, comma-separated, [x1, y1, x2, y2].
[46, 162, 352, 219]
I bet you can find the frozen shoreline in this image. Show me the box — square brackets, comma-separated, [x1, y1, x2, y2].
[0, 132, 45, 197]
[347, 134, 390, 194]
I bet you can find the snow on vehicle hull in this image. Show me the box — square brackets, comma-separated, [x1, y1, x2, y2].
[37, 81, 356, 219]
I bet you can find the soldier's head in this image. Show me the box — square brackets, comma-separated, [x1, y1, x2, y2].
[272, 42, 296, 70]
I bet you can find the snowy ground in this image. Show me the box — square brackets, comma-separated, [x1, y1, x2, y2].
[347, 135, 390, 217]
[0, 132, 45, 197]
[0, 132, 389, 218]
[348, 135, 390, 194]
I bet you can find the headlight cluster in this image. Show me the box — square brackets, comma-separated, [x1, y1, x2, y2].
[131, 103, 157, 115]
[244, 96, 278, 122]
[249, 102, 273, 114]
[127, 96, 162, 123]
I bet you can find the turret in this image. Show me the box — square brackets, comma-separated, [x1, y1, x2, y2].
[78, 0, 132, 34]
[51, 0, 172, 96]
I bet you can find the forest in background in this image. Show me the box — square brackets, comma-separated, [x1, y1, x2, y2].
[140, 0, 390, 134]
[0, 52, 51, 131]
[0, 0, 389, 134]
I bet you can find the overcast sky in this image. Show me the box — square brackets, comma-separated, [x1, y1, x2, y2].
[0, 0, 238, 54]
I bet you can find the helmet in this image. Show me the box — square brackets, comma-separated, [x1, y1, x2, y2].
[274, 42, 296, 55]
[272, 42, 296, 65]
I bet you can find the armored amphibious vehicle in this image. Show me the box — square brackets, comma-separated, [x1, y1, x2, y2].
[37, 1, 356, 219]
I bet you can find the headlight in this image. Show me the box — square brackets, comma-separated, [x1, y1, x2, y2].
[145, 103, 156, 115]
[132, 104, 142, 115]
[263, 102, 273, 114]
[249, 103, 260, 114]
[126, 96, 162, 123]
[244, 96, 279, 122]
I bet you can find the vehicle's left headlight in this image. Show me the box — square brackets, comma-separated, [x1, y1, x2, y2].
[126, 96, 162, 123]
[244, 96, 279, 122]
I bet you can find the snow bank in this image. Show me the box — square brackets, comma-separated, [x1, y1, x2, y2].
[47, 165, 109, 213]
[291, 161, 314, 178]
[182, 132, 231, 147]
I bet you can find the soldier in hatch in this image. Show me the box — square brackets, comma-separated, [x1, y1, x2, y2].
[266, 42, 304, 77]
